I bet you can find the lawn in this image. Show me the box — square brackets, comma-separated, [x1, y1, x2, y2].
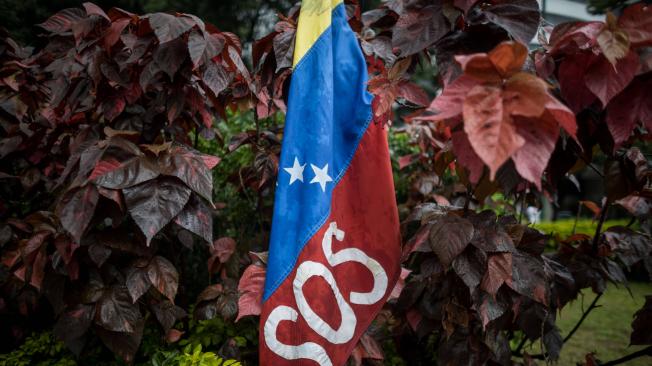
[519, 282, 652, 365]
[533, 219, 632, 239]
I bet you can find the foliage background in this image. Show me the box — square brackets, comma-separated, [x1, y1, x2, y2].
[1, 0, 652, 365]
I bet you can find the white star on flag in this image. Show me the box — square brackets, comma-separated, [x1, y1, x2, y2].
[310, 163, 333, 192]
[283, 157, 305, 185]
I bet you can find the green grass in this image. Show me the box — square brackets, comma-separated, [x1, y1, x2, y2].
[520, 282, 652, 365]
[533, 218, 632, 239]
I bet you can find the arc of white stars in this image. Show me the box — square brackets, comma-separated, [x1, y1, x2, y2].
[283, 157, 305, 185]
[310, 163, 333, 192]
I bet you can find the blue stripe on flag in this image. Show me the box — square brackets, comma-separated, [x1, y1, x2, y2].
[263, 3, 373, 300]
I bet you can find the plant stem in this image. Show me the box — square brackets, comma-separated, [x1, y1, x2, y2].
[563, 292, 602, 343]
[572, 203, 581, 235]
[602, 345, 652, 366]
[514, 293, 603, 360]
[463, 186, 471, 215]
[626, 216, 636, 228]
[591, 203, 609, 252]
[514, 336, 528, 354]
[574, 151, 604, 178]
[518, 192, 526, 224]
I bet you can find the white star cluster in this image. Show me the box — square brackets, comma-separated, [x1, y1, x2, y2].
[282, 157, 332, 192]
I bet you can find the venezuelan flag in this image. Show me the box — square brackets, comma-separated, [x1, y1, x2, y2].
[260, 1, 401, 365]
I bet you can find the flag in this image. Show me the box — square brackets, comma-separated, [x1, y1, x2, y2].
[260, 0, 401, 365]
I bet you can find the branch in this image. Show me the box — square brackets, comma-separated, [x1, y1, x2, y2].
[572, 203, 582, 235]
[591, 203, 609, 252]
[514, 336, 528, 355]
[574, 151, 604, 178]
[513, 293, 603, 360]
[602, 346, 652, 366]
[563, 292, 603, 343]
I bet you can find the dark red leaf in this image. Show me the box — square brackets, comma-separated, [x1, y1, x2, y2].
[618, 3, 652, 47]
[54, 304, 95, 346]
[96, 286, 141, 333]
[392, 3, 449, 57]
[479, 293, 507, 328]
[455, 0, 479, 13]
[453, 248, 486, 290]
[98, 187, 124, 211]
[122, 178, 191, 245]
[456, 41, 528, 82]
[558, 52, 597, 113]
[200, 154, 220, 170]
[104, 18, 130, 50]
[21, 231, 51, 263]
[30, 250, 47, 290]
[369, 77, 399, 117]
[463, 84, 523, 178]
[480, 252, 512, 296]
[452, 131, 485, 184]
[202, 62, 231, 97]
[508, 252, 547, 304]
[429, 215, 474, 268]
[188, 31, 207, 68]
[139, 61, 162, 91]
[236, 263, 265, 321]
[0, 136, 22, 158]
[125, 267, 150, 303]
[398, 81, 429, 106]
[198, 284, 224, 302]
[57, 185, 99, 243]
[95, 318, 144, 364]
[166, 329, 184, 343]
[616, 195, 652, 219]
[148, 13, 194, 43]
[54, 234, 79, 265]
[511, 112, 559, 189]
[478, 0, 540, 44]
[151, 299, 186, 332]
[579, 200, 601, 217]
[38, 8, 85, 33]
[154, 38, 187, 79]
[83, 2, 109, 21]
[88, 244, 112, 267]
[174, 195, 213, 244]
[93, 156, 160, 190]
[160, 146, 214, 202]
[81, 270, 104, 303]
[147, 256, 179, 302]
[389, 267, 412, 301]
[606, 77, 652, 149]
[402, 222, 433, 259]
[584, 50, 639, 107]
[424, 75, 478, 121]
[211, 237, 236, 263]
[273, 27, 296, 71]
[88, 158, 122, 181]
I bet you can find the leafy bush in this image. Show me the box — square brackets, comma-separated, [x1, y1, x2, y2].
[0, 332, 76, 366]
[152, 344, 241, 366]
[0, 3, 253, 363]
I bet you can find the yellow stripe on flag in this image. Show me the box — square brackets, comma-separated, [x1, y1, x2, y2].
[293, 0, 343, 67]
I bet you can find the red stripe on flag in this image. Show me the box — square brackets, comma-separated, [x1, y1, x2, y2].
[260, 121, 401, 366]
